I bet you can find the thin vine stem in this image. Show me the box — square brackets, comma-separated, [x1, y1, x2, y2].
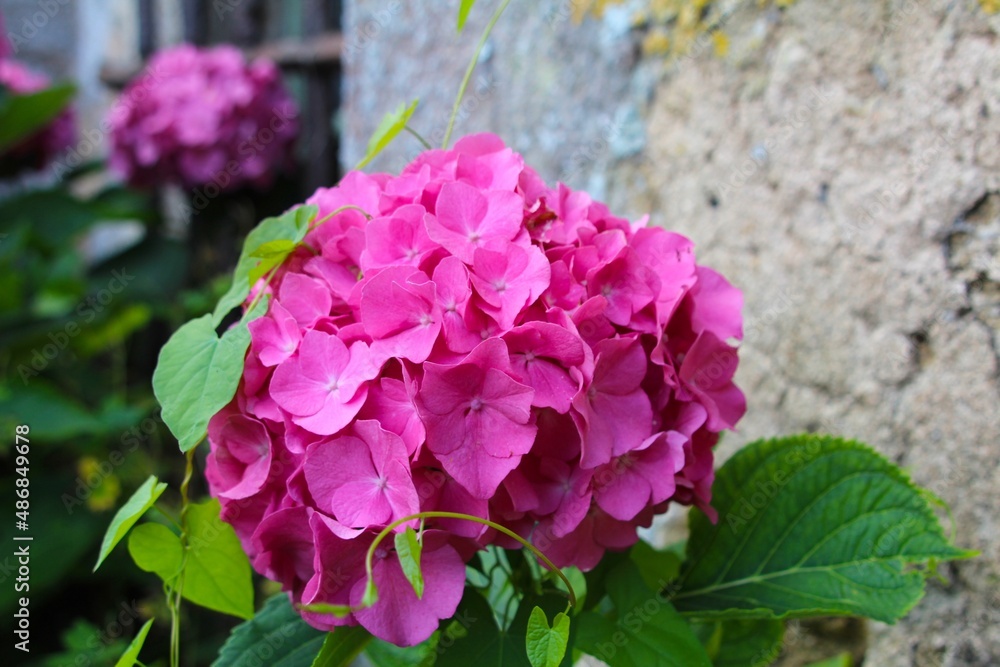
[365, 511, 578, 609]
[442, 0, 512, 148]
[405, 125, 433, 150]
[169, 448, 196, 667]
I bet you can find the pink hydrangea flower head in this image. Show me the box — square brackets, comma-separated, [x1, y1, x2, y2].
[207, 133, 745, 646]
[0, 58, 74, 172]
[108, 44, 298, 191]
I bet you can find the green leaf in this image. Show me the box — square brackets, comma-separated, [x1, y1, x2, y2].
[395, 527, 425, 599]
[364, 635, 437, 666]
[0, 83, 75, 151]
[113, 618, 154, 667]
[674, 436, 975, 623]
[213, 205, 316, 325]
[576, 560, 711, 667]
[94, 476, 167, 571]
[805, 653, 853, 667]
[311, 627, 372, 667]
[184, 499, 254, 619]
[457, 0, 476, 31]
[127, 522, 183, 581]
[361, 578, 379, 608]
[356, 99, 419, 169]
[695, 619, 785, 667]
[152, 312, 253, 452]
[213, 594, 326, 667]
[630, 540, 682, 593]
[296, 602, 353, 618]
[526, 607, 570, 667]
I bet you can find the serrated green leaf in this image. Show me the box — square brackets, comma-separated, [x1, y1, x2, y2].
[576, 560, 711, 667]
[213, 205, 316, 325]
[213, 594, 326, 667]
[675, 436, 975, 623]
[127, 522, 183, 581]
[0, 83, 75, 151]
[183, 499, 254, 619]
[395, 527, 424, 599]
[152, 312, 254, 452]
[114, 618, 153, 667]
[457, 0, 476, 31]
[94, 476, 167, 571]
[311, 626, 372, 667]
[526, 607, 569, 667]
[356, 99, 419, 169]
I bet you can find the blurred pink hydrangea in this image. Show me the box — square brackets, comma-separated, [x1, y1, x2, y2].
[109, 44, 298, 191]
[0, 58, 74, 171]
[208, 134, 745, 646]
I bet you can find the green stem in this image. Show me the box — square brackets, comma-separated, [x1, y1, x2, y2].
[405, 125, 433, 150]
[169, 449, 195, 667]
[311, 204, 373, 230]
[442, 0, 512, 148]
[366, 511, 577, 608]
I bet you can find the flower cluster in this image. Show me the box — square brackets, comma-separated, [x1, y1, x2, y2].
[0, 58, 74, 172]
[109, 44, 298, 191]
[207, 134, 745, 646]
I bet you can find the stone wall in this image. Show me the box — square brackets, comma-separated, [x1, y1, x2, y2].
[342, 1, 1000, 665]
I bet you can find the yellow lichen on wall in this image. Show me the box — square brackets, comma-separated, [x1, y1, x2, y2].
[576, 0, 998, 58]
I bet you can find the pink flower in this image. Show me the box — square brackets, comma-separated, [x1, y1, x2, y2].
[207, 133, 746, 647]
[304, 420, 419, 528]
[417, 339, 536, 499]
[270, 330, 378, 435]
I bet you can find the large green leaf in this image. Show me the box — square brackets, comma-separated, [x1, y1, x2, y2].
[94, 476, 168, 571]
[576, 560, 711, 667]
[127, 522, 183, 581]
[114, 618, 154, 667]
[356, 100, 419, 169]
[311, 627, 372, 666]
[213, 594, 326, 667]
[183, 499, 254, 619]
[675, 436, 974, 622]
[213, 205, 315, 325]
[0, 83, 75, 151]
[152, 312, 253, 452]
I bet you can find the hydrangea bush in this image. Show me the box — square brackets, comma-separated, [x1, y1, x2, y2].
[97, 4, 974, 667]
[109, 44, 298, 191]
[204, 132, 745, 645]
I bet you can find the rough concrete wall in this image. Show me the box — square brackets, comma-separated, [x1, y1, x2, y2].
[342, 1, 1000, 665]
